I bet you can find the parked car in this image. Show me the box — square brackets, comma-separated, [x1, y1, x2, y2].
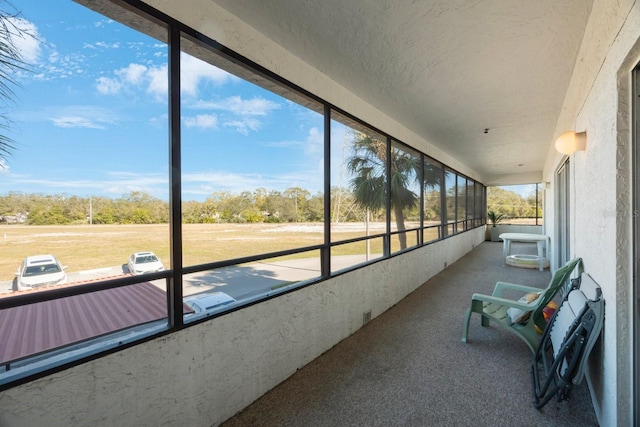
[127, 251, 165, 275]
[15, 254, 68, 290]
[184, 291, 237, 321]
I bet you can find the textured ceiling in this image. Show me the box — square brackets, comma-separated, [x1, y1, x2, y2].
[211, 0, 593, 184]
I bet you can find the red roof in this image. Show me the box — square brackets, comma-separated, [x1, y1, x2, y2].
[0, 282, 186, 365]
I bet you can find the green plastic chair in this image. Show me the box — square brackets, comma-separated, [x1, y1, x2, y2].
[461, 257, 583, 353]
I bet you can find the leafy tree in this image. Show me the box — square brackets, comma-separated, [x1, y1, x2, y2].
[330, 186, 361, 222]
[424, 189, 441, 221]
[28, 204, 72, 225]
[283, 187, 310, 222]
[347, 134, 422, 249]
[487, 186, 542, 221]
[93, 205, 117, 224]
[304, 192, 324, 222]
[130, 208, 151, 224]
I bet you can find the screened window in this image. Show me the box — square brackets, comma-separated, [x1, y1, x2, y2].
[487, 184, 543, 225]
[475, 182, 485, 226]
[0, 0, 488, 388]
[0, 0, 171, 381]
[389, 141, 421, 253]
[423, 158, 443, 242]
[330, 111, 387, 271]
[456, 175, 467, 229]
[444, 169, 457, 235]
[178, 34, 325, 302]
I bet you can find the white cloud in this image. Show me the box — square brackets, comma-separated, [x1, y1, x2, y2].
[182, 171, 272, 196]
[96, 76, 122, 95]
[95, 41, 120, 49]
[91, 52, 236, 100]
[146, 64, 167, 96]
[225, 96, 279, 116]
[180, 54, 236, 96]
[115, 63, 147, 85]
[6, 17, 41, 64]
[49, 115, 105, 129]
[184, 114, 218, 129]
[0, 159, 9, 172]
[96, 62, 167, 98]
[180, 167, 323, 198]
[93, 55, 235, 101]
[47, 105, 118, 129]
[263, 127, 323, 152]
[224, 118, 261, 135]
[193, 96, 280, 116]
[1, 172, 169, 200]
[190, 95, 280, 134]
[305, 127, 323, 154]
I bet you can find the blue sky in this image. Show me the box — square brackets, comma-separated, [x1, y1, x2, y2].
[1, 2, 536, 204]
[2, 1, 329, 202]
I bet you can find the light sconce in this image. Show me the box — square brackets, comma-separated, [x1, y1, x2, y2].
[555, 131, 586, 155]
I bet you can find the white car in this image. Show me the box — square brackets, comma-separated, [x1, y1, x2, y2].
[15, 254, 68, 290]
[127, 251, 165, 275]
[184, 291, 237, 321]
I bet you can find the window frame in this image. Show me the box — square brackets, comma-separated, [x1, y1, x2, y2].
[0, 0, 488, 390]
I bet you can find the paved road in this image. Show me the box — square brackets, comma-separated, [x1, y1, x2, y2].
[0, 255, 373, 299]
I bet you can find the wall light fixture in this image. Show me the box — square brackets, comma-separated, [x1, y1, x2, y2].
[555, 131, 586, 155]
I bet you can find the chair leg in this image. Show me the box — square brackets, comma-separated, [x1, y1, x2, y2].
[481, 314, 490, 327]
[461, 308, 472, 343]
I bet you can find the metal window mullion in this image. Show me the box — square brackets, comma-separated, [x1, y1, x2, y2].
[323, 105, 331, 278]
[419, 153, 425, 245]
[385, 137, 392, 257]
[168, 26, 183, 329]
[440, 168, 447, 237]
[454, 174, 458, 234]
[536, 183, 540, 226]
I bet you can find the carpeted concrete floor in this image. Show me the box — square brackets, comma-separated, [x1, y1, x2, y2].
[221, 241, 599, 427]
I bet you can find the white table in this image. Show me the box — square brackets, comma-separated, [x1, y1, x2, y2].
[499, 233, 550, 271]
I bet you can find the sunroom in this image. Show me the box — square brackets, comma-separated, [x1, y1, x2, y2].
[0, 0, 636, 426]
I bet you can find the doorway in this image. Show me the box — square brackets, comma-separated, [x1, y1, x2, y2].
[556, 158, 570, 270]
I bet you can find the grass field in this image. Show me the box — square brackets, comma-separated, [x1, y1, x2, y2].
[0, 222, 395, 281]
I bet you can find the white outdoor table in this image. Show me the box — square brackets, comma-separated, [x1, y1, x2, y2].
[499, 233, 550, 271]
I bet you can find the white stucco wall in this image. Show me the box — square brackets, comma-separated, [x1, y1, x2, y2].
[542, 1, 639, 425]
[0, 230, 483, 427]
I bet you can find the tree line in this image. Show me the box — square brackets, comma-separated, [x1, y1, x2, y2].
[0, 185, 539, 226]
[0, 189, 364, 225]
[487, 186, 542, 219]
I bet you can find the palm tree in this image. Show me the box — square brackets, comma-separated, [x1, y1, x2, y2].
[0, 4, 32, 164]
[347, 133, 426, 250]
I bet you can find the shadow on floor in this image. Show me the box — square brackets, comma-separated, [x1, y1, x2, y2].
[221, 242, 598, 427]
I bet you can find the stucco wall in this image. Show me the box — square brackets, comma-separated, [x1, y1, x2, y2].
[542, 1, 639, 425]
[0, 230, 483, 427]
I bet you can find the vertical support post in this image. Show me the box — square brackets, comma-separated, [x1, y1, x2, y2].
[168, 25, 183, 329]
[384, 136, 392, 257]
[322, 105, 331, 278]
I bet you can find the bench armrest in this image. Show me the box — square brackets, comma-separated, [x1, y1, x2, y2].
[492, 281, 543, 298]
[471, 292, 541, 311]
